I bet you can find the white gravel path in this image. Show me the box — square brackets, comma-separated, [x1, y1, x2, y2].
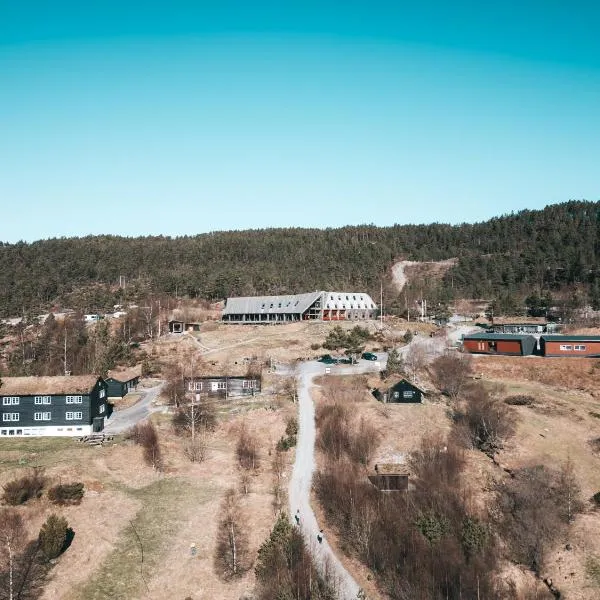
[289, 360, 383, 599]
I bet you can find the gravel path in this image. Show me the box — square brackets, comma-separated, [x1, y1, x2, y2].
[103, 382, 164, 434]
[289, 359, 383, 599]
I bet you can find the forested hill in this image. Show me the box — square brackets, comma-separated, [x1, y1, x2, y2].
[1, 200, 598, 316]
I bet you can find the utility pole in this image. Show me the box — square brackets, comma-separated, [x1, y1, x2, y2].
[192, 393, 198, 443]
[63, 329, 68, 375]
[157, 299, 161, 338]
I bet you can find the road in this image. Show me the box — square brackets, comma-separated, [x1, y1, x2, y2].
[289, 358, 382, 599]
[103, 382, 164, 434]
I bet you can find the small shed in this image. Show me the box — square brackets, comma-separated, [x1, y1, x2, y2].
[368, 463, 409, 491]
[105, 366, 142, 400]
[462, 333, 537, 356]
[373, 378, 424, 404]
[169, 320, 201, 333]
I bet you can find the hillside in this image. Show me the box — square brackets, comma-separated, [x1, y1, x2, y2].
[1, 200, 599, 316]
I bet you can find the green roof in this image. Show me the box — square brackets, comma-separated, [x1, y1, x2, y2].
[541, 335, 600, 342]
[463, 333, 536, 342]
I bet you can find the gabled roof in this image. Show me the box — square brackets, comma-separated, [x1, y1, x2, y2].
[389, 378, 426, 395]
[106, 365, 142, 383]
[223, 291, 322, 316]
[463, 332, 536, 342]
[541, 335, 600, 342]
[0, 375, 100, 396]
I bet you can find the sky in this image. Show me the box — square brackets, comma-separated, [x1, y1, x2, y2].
[0, 1, 599, 243]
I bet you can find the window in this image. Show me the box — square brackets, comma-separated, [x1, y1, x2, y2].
[99, 389, 106, 398]
[2, 413, 19, 422]
[66, 395, 83, 404]
[34, 412, 51, 421]
[188, 381, 195, 391]
[393, 391, 400, 399]
[99, 404, 105, 414]
[192, 381, 203, 391]
[242, 380, 256, 389]
[403, 391, 415, 399]
[575, 345, 587, 351]
[217, 381, 227, 390]
[559, 345, 573, 351]
[34, 396, 51, 405]
[66, 412, 82, 420]
[2, 397, 20, 406]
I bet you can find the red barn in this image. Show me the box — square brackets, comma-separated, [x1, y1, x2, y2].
[462, 333, 537, 356]
[540, 335, 600, 357]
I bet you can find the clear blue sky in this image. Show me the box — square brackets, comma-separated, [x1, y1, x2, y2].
[1, 1, 599, 242]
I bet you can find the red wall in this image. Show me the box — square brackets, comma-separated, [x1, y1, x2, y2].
[463, 339, 523, 355]
[544, 341, 600, 357]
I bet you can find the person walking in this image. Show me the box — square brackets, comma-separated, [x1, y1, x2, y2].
[295, 510, 300, 526]
[317, 530, 324, 544]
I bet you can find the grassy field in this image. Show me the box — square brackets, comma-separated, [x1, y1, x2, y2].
[72, 477, 215, 600]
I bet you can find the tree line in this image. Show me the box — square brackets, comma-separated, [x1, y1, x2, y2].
[1, 200, 599, 317]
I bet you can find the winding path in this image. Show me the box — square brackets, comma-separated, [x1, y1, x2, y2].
[103, 382, 164, 434]
[289, 360, 383, 599]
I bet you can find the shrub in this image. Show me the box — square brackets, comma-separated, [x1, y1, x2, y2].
[48, 482, 85, 506]
[236, 425, 259, 470]
[39, 514, 70, 560]
[504, 395, 535, 406]
[310, 343, 321, 351]
[592, 491, 600, 507]
[285, 417, 298, 436]
[276, 435, 297, 452]
[127, 422, 163, 470]
[2, 468, 46, 505]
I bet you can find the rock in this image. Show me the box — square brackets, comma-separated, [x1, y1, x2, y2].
[565, 543, 572, 551]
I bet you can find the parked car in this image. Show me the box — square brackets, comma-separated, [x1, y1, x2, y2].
[318, 354, 338, 365]
[362, 352, 378, 361]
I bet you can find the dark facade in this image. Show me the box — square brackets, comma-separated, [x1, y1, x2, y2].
[0, 376, 108, 437]
[373, 379, 424, 403]
[169, 320, 201, 333]
[368, 473, 409, 491]
[185, 375, 261, 398]
[105, 368, 141, 399]
[540, 335, 600, 357]
[462, 333, 537, 356]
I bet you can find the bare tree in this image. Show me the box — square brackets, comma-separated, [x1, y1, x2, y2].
[0, 509, 26, 600]
[236, 424, 259, 471]
[429, 352, 473, 398]
[403, 342, 428, 381]
[214, 489, 250, 580]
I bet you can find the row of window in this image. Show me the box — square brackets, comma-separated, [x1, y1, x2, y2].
[2, 410, 95, 422]
[2, 395, 85, 406]
[188, 380, 257, 392]
[1, 427, 84, 436]
[559, 344, 587, 351]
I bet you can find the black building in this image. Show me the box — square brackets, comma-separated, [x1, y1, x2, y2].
[185, 375, 261, 398]
[0, 375, 108, 437]
[373, 379, 425, 404]
[105, 366, 141, 400]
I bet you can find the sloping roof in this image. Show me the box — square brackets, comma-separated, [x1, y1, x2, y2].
[390, 378, 427, 395]
[463, 332, 536, 342]
[541, 335, 600, 342]
[106, 365, 142, 383]
[323, 291, 377, 310]
[0, 375, 100, 396]
[223, 291, 322, 316]
[375, 463, 409, 475]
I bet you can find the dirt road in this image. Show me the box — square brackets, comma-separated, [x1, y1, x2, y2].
[289, 359, 382, 599]
[103, 382, 164, 434]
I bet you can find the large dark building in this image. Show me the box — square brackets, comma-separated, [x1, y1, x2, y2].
[105, 366, 141, 400]
[373, 379, 425, 403]
[462, 333, 537, 356]
[0, 376, 108, 437]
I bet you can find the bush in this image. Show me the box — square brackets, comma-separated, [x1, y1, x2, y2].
[276, 435, 297, 452]
[310, 343, 321, 351]
[285, 417, 298, 436]
[127, 422, 163, 470]
[48, 482, 85, 505]
[39, 514, 70, 560]
[2, 468, 46, 505]
[236, 425, 259, 470]
[592, 492, 600, 507]
[504, 395, 535, 406]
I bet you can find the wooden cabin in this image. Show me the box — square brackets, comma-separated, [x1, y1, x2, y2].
[168, 320, 201, 333]
[373, 378, 424, 403]
[105, 366, 142, 400]
[368, 463, 409, 491]
[185, 375, 261, 398]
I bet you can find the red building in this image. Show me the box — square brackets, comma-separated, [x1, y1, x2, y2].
[540, 335, 600, 357]
[462, 333, 537, 356]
